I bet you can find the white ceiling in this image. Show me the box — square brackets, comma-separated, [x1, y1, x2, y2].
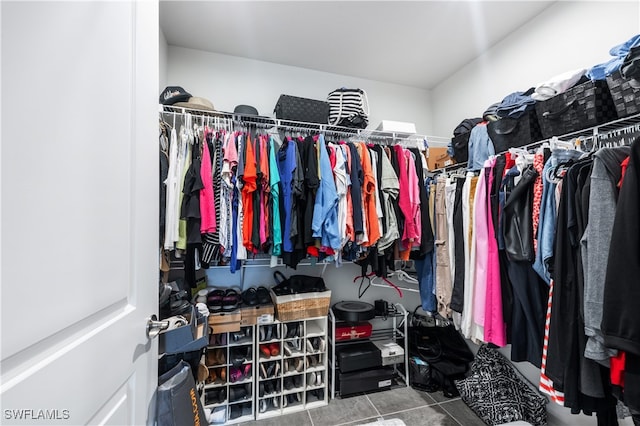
[160, 1, 556, 90]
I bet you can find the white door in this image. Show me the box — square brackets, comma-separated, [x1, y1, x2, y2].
[1, 1, 159, 425]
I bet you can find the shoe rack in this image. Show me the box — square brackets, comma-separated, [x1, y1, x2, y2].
[203, 325, 255, 425]
[255, 316, 329, 419]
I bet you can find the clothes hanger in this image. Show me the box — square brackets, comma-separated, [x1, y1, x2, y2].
[369, 274, 403, 298]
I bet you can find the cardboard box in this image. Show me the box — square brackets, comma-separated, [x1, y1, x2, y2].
[240, 304, 275, 326]
[208, 311, 241, 333]
[426, 147, 455, 170]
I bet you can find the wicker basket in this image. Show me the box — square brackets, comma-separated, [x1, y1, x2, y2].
[270, 289, 332, 322]
[606, 70, 640, 118]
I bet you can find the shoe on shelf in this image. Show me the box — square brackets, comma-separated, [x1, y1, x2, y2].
[229, 366, 243, 383]
[283, 343, 292, 357]
[284, 377, 294, 391]
[272, 396, 279, 408]
[218, 388, 227, 404]
[264, 380, 274, 395]
[210, 406, 226, 424]
[307, 372, 316, 387]
[259, 326, 266, 342]
[256, 286, 271, 305]
[305, 339, 314, 353]
[229, 404, 242, 420]
[260, 344, 272, 358]
[269, 342, 280, 357]
[265, 324, 273, 341]
[274, 323, 281, 340]
[281, 323, 288, 340]
[260, 363, 268, 379]
[293, 374, 303, 388]
[273, 361, 280, 378]
[282, 394, 288, 408]
[259, 398, 268, 413]
[219, 367, 226, 383]
[295, 357, 304, 372]
[243, 363, 252, 379]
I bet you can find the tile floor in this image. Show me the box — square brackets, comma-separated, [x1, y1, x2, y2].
[240, 386, 485, 426]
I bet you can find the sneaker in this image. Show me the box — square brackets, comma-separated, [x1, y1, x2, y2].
[293, 374, 303, 388]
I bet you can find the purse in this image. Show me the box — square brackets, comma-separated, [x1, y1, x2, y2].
[327, 88, 370, 128]
[272, 270, 327, 295]
[274, 94, 330, 124]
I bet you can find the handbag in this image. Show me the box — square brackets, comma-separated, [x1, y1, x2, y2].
[274, 94, 330, 124]
[157, 360, 207, 426]
[487, 109, 543, 154]
[327, 88, 370, 129]
[272, 270, 327, 295]
[408, 306, 474, 397]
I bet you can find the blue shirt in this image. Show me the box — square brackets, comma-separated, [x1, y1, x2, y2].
[467, 123, 495, 171]
[312, 134, 341, 249]
[278, 140, 297, 253]
[587, 34, 640, 80]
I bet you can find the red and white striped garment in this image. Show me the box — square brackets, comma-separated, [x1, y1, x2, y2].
[539, 279, 565, 405]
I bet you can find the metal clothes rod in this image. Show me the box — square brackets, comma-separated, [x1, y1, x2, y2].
[159, 104, 450, 146]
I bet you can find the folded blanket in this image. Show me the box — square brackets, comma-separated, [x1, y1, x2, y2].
[531, 68, 586, 101]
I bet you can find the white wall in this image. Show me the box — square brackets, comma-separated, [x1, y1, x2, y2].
[159, 27, 168, 90]
[166, 46, 434, 135]
[431, 1, 640, 137]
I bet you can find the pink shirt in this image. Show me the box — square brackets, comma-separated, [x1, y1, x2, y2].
[200, 129, 217, 233]
[483, 157, 506, 346]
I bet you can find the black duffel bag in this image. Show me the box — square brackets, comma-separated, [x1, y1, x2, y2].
[408, 306, 474, 397]
[450, 118, 482, 163]
[274, 94, 330, 124]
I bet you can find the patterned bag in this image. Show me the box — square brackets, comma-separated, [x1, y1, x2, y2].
[327, 88, 370, 129]
[455, 345, 547, 426]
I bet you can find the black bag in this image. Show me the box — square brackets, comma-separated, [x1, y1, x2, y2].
[408, 307, 474, 397]
[535, 79, 618, 138]
[272, 270, 327, 295]
[487, 109, 543, 154]
[450, 118, 482, 163]
[274, 94, 330, 124]
[157, 360, 207, 426]
[327, 88, 370, 129]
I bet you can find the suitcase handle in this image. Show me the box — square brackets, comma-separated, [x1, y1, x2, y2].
[542, 98, 577, 120]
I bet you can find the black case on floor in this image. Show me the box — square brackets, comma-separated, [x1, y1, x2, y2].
[336, 341, 381, 373]
[338, 367, 395, 396]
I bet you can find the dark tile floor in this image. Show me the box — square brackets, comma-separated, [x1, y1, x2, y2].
[241, 386, 486, 426]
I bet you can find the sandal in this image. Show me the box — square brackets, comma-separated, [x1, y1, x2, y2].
[256, 286, 271, 305]
[207, 289, 225, 312]
[222, 288, 241, 312]
[242, 287, 258, 306]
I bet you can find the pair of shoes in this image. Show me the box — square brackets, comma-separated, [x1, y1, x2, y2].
[284, 357, 303, 373]
[259, 324, 281, 341]
[284, 375, 303, 390]
[285, 338, 302, 352]
[308, 388, 325, 401]
[204, 387, 227, 404]
[306, 337, 325, 352]
[261, 379, 280, 395]
[307, 371, 323, 387]
[229, 364, 251, 383]
[282, 392, 302, 407]
[259, 361, 280, 379]
[206, 348, 226, 366]
[260, 343, 280, 358]
[230, 346, 251, 367]
[206, 289, 225, 312]
[209, 333, 227, 347]
[222, 288, 241, 312]
[229, 383, 252, 402]
[286, 322, 302, 338]
[206, 367, 226, 384]
[210, 406, 226, 424]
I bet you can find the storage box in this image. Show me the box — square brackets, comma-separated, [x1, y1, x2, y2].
[336, 341, 381, 373]
[535, 79, 618, 138]
[606, 69, 640, 118]
[376, 120, 417, 135]
[487, 109, 543, 154]
[434, 152, 455, 169]
[335, 322, 372, 341]
[208, 311, 241, 333]
[240, 304, 275, 326]
[373, 341, 405, 366]
[270, 289, 331, 322]
[338, 367, 395, 396]
[159, 306, 209, 355]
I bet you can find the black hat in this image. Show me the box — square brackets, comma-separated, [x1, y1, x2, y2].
[234, 105, 259, 116]
[159, 86, 192, 105]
